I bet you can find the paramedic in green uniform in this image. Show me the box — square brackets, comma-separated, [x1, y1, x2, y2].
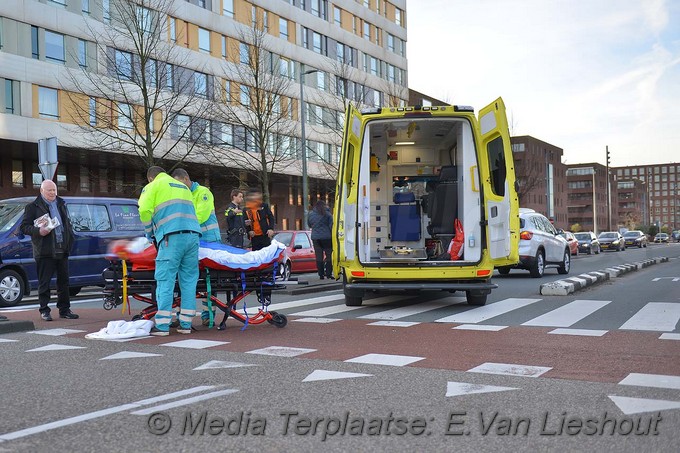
[138, 166, 201, 336]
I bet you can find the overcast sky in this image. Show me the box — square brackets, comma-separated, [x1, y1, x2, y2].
[406, 0, 680, 167]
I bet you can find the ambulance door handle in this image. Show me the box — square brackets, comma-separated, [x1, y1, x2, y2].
[469, 166, 479, 192]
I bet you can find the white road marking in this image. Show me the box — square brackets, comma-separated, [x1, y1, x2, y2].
[344, 353, 424, 367]
[29, 328, 86, 336]
[452, 324, 507, 331]
[548, 328, 608, 337]
[302, 370, 373, 382]
[25, 344, 86, 352]
[367, 321, 420, 327]
[270, 294, 345, 311]
[246, 346, 316, 357]
[434, 298, 542, 324]
[130, 389, 239, 415]
[522, 300, 611, 327]
[160, 339, 229, 349]
[619, 303, 680, 331]
[100, 351, 163, 360]
[446, 382, 518, 397]
[0, 339, 19, 343]
[290, 295, 407, 317]
[292, 317, 342, 323]
[608, 395, 680, 415]
[467, 362, 552, 378]
[619, 373, 680, 390]
[358, 299, 460, 320]
[0, 386, 216, 441]
[659, 333, 680, 340]
[193, 361, 258, 370]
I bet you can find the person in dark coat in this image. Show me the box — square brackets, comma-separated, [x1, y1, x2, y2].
[225, 189, 246, 248]
[244, 188, 276, 251]
[307, 200, 333, 279]
[19, 180, 78, 321]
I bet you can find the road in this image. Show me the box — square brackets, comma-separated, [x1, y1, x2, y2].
[0, 243, 678, 452]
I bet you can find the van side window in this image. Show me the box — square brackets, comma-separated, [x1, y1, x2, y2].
[110, 204, 144, 231]
[67, 204, 112, 232]
[486, 136, 506, 196]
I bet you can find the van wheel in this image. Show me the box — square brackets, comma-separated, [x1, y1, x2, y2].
[345, 295, 363, 306]
[69, 286, 82, 297]
[466, 291, 487, 306]
[529, 251, 545, 278]
[557, 249, 570, 275]
[0, 269, 24, 307]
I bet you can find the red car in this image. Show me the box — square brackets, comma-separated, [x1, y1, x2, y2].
[273, 230, 317, 280]
[558, 231, 579, 256]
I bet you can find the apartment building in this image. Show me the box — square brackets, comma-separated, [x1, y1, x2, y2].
[565, 162, 617, 233]
[614, 163, 680, 231]
[616, 178, 647, 230]
[0, 0, 408, 230]
[510, 136, 568, 229]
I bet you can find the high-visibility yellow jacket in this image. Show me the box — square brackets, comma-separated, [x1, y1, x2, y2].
[138, 172, 201, 242]
[189, 181, 221, 243]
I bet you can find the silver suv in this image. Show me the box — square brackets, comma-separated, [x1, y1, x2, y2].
[498, 209, 570, 278]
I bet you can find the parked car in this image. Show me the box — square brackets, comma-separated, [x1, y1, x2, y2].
[0, 197, 145, 306]
[497, 209, 570, 278]
[272, 230, 316, 280]
[654, 233, 670, 243]
[558, 231, 579, 256]
[672, 230, 680, 242]
[623, 230, 648, 248]
[598, 231, 625, 251]
[574, 232, 600, 255]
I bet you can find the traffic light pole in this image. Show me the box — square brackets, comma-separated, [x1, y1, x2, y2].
[606, 146, 612, 231]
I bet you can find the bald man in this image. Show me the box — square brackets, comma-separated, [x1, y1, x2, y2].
[20, 179, 78, 321]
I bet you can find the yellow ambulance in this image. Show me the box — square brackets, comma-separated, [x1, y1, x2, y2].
[332, 98, 519, 306]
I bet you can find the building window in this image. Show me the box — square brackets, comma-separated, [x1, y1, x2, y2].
[12, 160, 24, 188]
[56, 166, 68, 190]
[334, 6, 341, 25]
[198, 28, 210, 53]
[223, 0, 234, 17]
[145, 59, 157, 87]
[32, 163, 43, 189]
[395, 8, 402, 26]
[170, 18, 176, 42]
[165, 63, 174, 90]
[31, 26, 39, 59]
[79, 166, 91, 191]
[221, 123, 233, 146]
[4, 79, 16, 114]
[240, 85, 250, 106]
[363, 22, 370, 40]
[194, 72, 207, 97]
[251, 6, 257, 28]
[221, 35, 227, 57]
[38, 87, 59, 119]
[263, 11, 268, 32]
[118, 104, 133, 130]
[136, 6, 152, 35]
[103, 0, 110, 22]
[78, 39, 87, 67]
[89, 97, 97, 126]
[239, 43, 249, 64]
[279, 18, 288, 39]
[115, 50, 133, 80]
[50, 0, 67, 6]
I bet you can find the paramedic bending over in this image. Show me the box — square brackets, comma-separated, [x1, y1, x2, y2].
[138, 166, 202, 336]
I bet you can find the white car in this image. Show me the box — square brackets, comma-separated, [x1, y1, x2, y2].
[497, 209, 570, 278]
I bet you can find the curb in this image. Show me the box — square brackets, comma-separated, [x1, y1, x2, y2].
[280, 282, 343, 296]
[540, 257, 669, 296]
[0, 319, 36, 335]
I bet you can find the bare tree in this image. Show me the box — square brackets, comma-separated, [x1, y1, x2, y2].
[380, 78, 408, 108]
[513, 155, 544, 205]
[62, 0, 210, 170]
[208, 22, 297, 204]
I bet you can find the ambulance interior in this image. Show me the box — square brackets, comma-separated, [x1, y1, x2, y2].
[357, 117, 482, 264]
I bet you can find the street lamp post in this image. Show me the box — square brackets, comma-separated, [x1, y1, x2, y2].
[300, 66, 318, 229]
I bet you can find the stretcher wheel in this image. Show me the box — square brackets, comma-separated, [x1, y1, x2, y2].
[131, 314, 143, 321]
[268, 311, 287, 328]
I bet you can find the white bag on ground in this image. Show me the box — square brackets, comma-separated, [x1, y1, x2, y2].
[85, 320, 153, 340]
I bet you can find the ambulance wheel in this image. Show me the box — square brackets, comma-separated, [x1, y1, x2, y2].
[268, 311, 287, 328]
[466, 292, 487, 306]
[345, 295, 363, 306]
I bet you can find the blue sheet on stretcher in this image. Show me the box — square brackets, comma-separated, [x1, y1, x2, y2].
[198, 239, 285, 271]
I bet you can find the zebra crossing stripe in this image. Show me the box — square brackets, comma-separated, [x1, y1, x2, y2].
[434, 298, 541, 324]
[619, 373, 680, 390]
[522, 300, 610, 327]
[290, 295, 408, 317]
[271, 294, 345, 311]
[619, 303, 680, 332]
[358, 299, 462, 320]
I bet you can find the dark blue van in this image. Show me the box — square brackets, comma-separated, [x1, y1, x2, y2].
[0, 197, 144, 306]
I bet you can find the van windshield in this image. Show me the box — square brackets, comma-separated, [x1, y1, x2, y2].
[0, 203, 26, 234]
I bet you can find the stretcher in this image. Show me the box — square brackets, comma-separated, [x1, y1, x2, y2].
[102, 238, 289, 329]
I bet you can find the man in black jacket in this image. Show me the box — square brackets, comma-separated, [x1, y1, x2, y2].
[20, 180, 78, 321]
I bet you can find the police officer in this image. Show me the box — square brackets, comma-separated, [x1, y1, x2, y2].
[138, 166, 201, 336]
[225, 189, 246, 248]
[171, 168, 221, 243]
